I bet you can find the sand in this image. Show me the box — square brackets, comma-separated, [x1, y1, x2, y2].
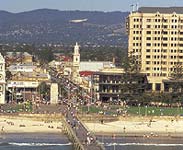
[1, 114, 183, 137]
[83, 116, 183, 137]
[0, 116, 63, 133]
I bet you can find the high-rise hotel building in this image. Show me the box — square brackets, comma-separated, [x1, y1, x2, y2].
[126, 7, 183, 92]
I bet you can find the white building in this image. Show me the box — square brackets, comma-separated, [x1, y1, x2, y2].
[50, 83, 58, 104]
[0, 53, 6, 104]
[8, 63, 36, 73]
[79, 61, 115, 72]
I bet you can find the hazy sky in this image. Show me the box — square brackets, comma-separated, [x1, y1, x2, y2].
[1, 0, 183, 12]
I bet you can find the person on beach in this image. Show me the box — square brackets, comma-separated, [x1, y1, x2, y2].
[1, 126, 4, 132]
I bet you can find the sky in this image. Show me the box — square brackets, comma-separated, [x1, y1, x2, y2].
[1, 0, 183, 13]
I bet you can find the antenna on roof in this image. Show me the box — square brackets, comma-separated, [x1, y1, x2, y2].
[130, 4, 134, 13]
[136, 2, 139, 11]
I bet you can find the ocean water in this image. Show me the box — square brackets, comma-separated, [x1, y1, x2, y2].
[0, 133, 73, 150]
[99, 136, 183, 150]
[1, 133, 183, 150]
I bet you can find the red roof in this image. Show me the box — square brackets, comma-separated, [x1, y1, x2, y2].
[79, 71, 94, 77]
[63, 56, 72, 62]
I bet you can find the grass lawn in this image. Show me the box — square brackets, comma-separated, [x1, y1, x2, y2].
[79, 105, 183, 116]
[127, 106, 183, 116]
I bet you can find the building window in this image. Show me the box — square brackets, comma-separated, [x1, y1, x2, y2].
[0, 65, 2, 71]
[162, 43, 167, 47]
[146, 67, 150, 70]
[146, 43, 151, 46]
[163, 19, 168, 23]
[147, 19, 151, 22]
[155, 83, 161, 91]
[163, 25, 168, 28]
[162, 37, 168, 41]
[146, 37, 151, 40]
[162, 31, 168, 34]
[146, 49, 151, 52]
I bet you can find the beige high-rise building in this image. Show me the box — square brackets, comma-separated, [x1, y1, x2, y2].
[126, 7, 183, 91]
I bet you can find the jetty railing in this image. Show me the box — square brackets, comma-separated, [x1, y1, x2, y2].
[76, 115, 106, 150]
[62, 116, 85, 150]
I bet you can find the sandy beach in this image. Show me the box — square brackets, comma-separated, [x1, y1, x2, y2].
[1, 114, 183, 137]
[84, 116, 183, 137]
[0, 115, 63, 133]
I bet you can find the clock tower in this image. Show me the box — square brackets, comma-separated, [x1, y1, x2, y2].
[72, 42, 80, 83]
[73, 42, 80, 67]
[0, 53, 5, 104]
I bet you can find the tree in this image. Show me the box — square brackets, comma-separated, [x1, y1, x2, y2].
[166, 62, 183, 105]
[121, 52, 140, 74]
[6, 70, 12, 80]
[170, 62, 183, 93]
[171, 62, 183, 79]
[37, 82, 50, 101]
[120, 52, 146, 104]
[37, 48, 54, 64]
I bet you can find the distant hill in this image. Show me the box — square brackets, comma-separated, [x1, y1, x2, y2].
[0, 9, 129, 46]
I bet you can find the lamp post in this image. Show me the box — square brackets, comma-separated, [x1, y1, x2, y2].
[145, 105, 148, 116]
[138, 103, 141, 116]
[117, 94, 119, 105]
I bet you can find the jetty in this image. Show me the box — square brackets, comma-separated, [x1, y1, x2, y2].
[62, 106, 105, 150]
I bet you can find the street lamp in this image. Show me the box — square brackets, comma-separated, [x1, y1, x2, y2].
[117, 94, 119, 105]
[145, 105, 148, 116]
[138, 103, 141, 116]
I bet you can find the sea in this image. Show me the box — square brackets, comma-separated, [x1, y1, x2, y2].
[0, 133, 72, 150]
[99, 136, 183, 150]
[1, 133, 183, 150]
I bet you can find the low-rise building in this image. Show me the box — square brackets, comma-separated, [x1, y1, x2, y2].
[93, 68, 148, 103]
[5, 52, 33, 66]
[7, 71, 51, 102]
[8, 63, 36, 73]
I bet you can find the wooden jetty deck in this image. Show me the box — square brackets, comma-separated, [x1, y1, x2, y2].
[62, 107, 105, 150]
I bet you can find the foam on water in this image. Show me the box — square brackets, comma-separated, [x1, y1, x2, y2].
[6, 142, 72, 147]
[105, 143, 183, 147]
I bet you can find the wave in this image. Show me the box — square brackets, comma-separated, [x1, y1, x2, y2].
[105, 143, 183, 147]
[1, 142, 72, 147]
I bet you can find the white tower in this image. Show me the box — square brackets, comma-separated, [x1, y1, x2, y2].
[73, 42, 80, 67]
[0, 53, 6, 104]
[72, 42, 80, 83]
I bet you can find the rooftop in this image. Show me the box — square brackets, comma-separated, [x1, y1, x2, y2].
[6, 52, 32, 57]
[138, 7, 183, 14]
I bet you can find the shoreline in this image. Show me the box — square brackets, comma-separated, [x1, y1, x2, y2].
[94, 132, 183, 138]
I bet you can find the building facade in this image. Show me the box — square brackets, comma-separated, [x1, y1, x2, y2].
[126, 7, 183, 91]
[93, 68, 147, 103]
[7, 71, 51, 102]
[0, 53, 6, 104]
[5, 52, 33, 66]
[50, 83, 58, 104]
